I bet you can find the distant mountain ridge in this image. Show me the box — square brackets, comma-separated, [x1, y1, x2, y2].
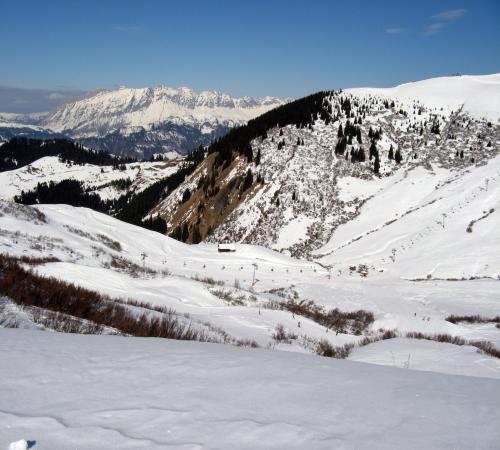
[0, 86, 285, 158]
[42, 86, 284, 135]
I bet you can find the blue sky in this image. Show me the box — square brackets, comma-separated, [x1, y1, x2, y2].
[0, 0, 499, 110]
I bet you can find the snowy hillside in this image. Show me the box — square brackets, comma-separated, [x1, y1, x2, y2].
[154, 79, 499, 267]
[1, 328, 499, 450]
[1, 196, 499, 447]
[348, 73, 500, 122]
[1, 200, 499, 378]
[0, 156, 181, 201]
[313, 156, 500, 279]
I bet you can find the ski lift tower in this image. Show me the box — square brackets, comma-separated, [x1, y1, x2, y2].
[252, 263, 258, 288]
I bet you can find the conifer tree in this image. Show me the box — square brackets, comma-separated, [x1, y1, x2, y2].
[369, 141, 377, 160]
[242, 169, 253, 191]
[395, 148, 403, 164]
[374, 153, 380, 174]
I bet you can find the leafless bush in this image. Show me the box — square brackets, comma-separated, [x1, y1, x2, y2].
[405, 331, 500, 359]
[273, 323, 290, 343]
[315, 339, 354, 358]
[14, 255, 60, 265]
[30, 307, 107, 334]
[64, 225, 122, 252]
[235, 338, 259, 348]
[192, 274, 224, 286]
[268, 298, 374, 335]
[471, 341, 500, 359]
[359, 329, 398, 347]
[446, 314, 500, 324]
[0, 201, 46, 224]
[97, 234, 122, 252]
[272, 323, 298, 343]
[0, 253, 210, 342]
[210, 288, 244, 305]
[405, 331, 467, 345]
[110, 255, 156, 277]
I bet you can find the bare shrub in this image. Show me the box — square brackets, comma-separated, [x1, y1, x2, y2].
[446, 314, 500, 324]
[273, 323, 290, 343]
[270, 298, 374, 335]
[210, 288, 244, 305]
[471, 341, 500, 359]
[97, 234, 122, 252]
[64, 225, 122, 252]
[0, 201, 46, 224]
[405, 331, 466, 345]
[15, 255, 60, 265]
[405, 331, 500, 359]
[110, 255, 156, 277]
[359, 329, 398, 347]
[235, 338, 259, 348]
[0, 253, 210, 342]
[192, 274, 224, 286]
[30, 307, 107, 334]
[315, 339, 354, 358]
[272, 324, 298, 344]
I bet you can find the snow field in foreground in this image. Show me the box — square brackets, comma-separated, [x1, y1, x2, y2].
[0, 329, 499, 450]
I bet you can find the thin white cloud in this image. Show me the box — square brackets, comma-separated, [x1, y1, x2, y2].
[424, 22, 446, 36]
[46, 92, 67, 100]
[385, 28, 403, 34]
[431, 9, 467, 21]
[113, 26, 142, 35]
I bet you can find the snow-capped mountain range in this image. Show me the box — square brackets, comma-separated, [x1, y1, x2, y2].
[42, 86, 284, 135]
[0, 86, 285, 158]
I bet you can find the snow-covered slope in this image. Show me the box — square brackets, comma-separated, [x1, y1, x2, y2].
[156, 82, 499, 262]
[0, 156, 182, 201]
[1, 200, 499, 379]
[1, 328, 499, 450]
[347, 73, 500, 122]
[313, 155, 500, 279]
